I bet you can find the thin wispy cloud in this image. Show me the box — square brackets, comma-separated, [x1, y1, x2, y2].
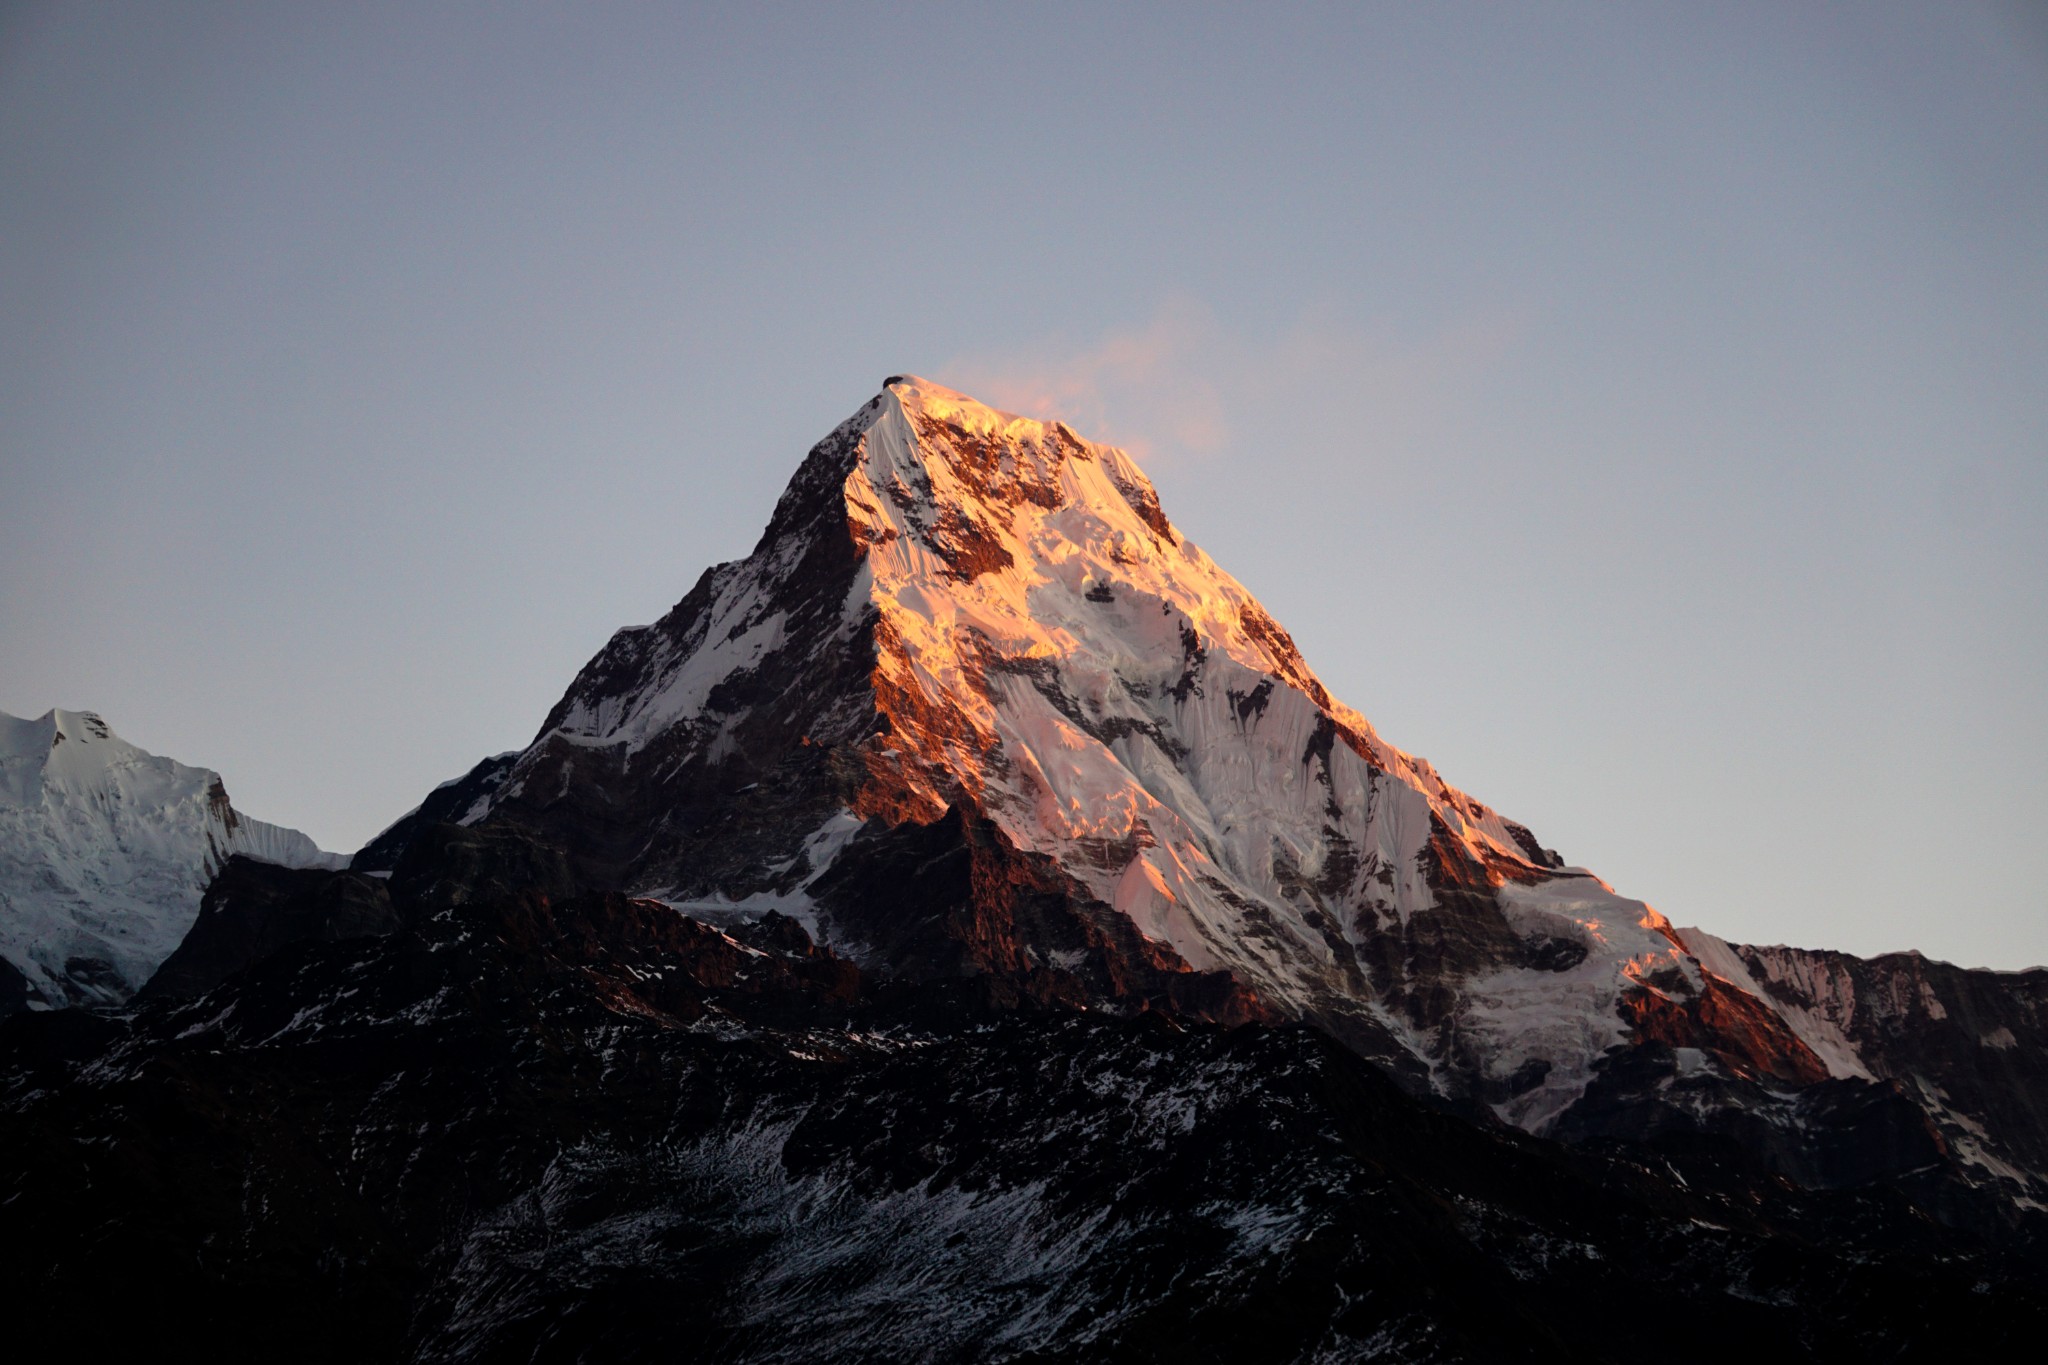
[941, 296, 1527, 474]
[940, 296, 1231, 465]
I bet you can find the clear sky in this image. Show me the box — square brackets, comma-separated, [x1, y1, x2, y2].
[3, 2, 2043, 967]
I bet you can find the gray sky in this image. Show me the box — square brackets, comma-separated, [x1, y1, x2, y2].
[3, 2, 2043, 967]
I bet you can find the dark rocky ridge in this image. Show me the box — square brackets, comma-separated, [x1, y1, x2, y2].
[351, 752, 517, 875]
[6, 862, 2045, 1362]
[139, 855, 400, 1001]
[1729, 941, 2048, 1186]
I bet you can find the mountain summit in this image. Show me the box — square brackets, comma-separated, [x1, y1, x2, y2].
[362, 376, 2045, 1204]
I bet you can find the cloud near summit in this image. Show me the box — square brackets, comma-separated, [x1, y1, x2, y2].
[939, 295, 1526, 476]
[940, 296, 1231, 466]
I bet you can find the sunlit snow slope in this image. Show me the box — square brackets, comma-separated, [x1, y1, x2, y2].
[0, 709, 344, 1008]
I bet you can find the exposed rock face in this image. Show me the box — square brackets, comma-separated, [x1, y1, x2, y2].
[138, 856, 401, 1002]
[356, 376, 2047, 1221]
[1683, 930, 2048, 1204]
[808, 806, 1273, 1028]
[0, 708, 344, 1009]
[4, 885, 2042, 1362]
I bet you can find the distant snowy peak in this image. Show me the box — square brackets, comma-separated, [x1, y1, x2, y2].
[0, 708, 343, 1010]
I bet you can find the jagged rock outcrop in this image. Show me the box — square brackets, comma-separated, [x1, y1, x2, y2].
[1681, 930, 2048, 1209]
[348, 752, 518, 875]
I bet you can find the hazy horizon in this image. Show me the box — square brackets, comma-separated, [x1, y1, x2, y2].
[3, 3, 2043, 968]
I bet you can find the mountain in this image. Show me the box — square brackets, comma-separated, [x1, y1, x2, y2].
[0, 708, 345, 1010]
[7, 376, 2045, 1355]
[343, 376, 2046, 1225]
[8, 376, 2047, 1354]
[385, 376, 1614, 1073]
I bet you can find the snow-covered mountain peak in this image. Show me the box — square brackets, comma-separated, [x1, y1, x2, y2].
[859, 371, 1179, 558]
[380, 379, 2048, 1200]
[0, 707, 344, 1008]
[482, 381, 1717, 1127]
[3, 709, 110, 801]
[5, 708, 214, 812]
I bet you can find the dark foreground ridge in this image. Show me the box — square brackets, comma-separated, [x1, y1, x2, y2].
[3, 835, 2044, 1363]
